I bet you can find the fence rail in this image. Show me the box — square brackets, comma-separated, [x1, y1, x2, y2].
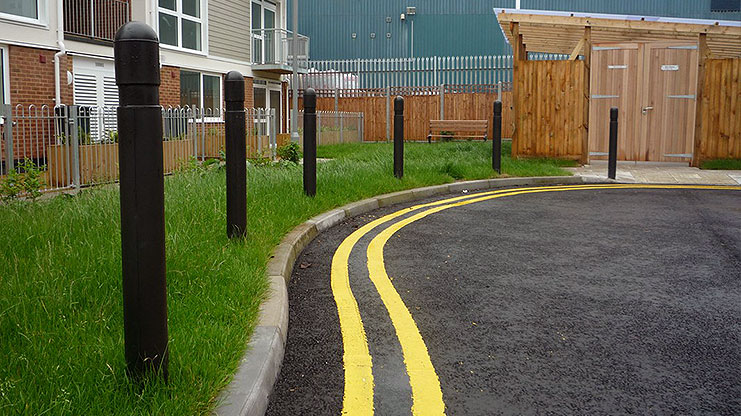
[0, 105, 278, 193]
[64, 0, 131, 42]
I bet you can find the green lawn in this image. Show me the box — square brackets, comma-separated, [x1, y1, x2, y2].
[0, 141, 574, 415]
[700, 158, 741, 170]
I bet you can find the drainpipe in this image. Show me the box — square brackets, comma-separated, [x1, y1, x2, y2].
[54, 0, 67, 106]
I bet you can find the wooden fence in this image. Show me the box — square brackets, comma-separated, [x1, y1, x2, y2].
[512, 60, 587, 161]
[293, 84, 514, 141]
[695, 58, 740, 162]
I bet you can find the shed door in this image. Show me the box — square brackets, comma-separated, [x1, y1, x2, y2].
[640, 43, 698, 162]
[588, 43, 640, 160]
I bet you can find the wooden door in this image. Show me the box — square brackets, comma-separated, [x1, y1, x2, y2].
[640, 42, 698, 162]
[588, 43, 640, 160]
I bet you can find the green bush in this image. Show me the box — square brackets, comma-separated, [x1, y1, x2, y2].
[0, 158, 45, 202]
[277, 142, 302, 164]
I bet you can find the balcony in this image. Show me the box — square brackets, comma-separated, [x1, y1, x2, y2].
[64, 0, 131, 44]
[252, 28, 309, 74]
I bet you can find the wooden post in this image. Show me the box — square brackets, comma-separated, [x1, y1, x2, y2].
[511, 22, 525, 158]
[692, 33, 709, 167]
[581, 26, 592, 165]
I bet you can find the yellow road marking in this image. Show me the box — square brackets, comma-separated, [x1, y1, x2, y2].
[334, 184, 740, 415]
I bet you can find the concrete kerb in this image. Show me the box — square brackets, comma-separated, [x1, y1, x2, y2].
[214, 175, 587, 416]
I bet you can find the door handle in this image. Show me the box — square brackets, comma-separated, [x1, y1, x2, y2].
[642, 106, 654, 115]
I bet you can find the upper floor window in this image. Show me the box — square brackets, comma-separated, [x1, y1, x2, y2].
[159, 0, 203, 51]
[0, 0, 42, 24]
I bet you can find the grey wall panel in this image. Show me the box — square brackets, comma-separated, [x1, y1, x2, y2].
[209, 0, 251, 62]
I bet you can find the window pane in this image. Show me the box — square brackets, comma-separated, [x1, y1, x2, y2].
[254, 87, 266, 108]
[159, 13, 178, 46]
[203, 75, 221, 111]
[159, 0, 176, 11]
[182, 0, 200, 17]
[251, 2, 261, 30]
[264, 9, 275, 29]
[0, 0, 38, 19]
[180, 70, 201, 108]
[182, 19, 202, 51]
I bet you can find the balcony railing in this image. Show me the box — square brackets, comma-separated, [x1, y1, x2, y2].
[64, 0, 130, 43]
[252, 28, 310, 73]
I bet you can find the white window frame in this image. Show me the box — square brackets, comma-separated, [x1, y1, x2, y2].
[158, 0, 207, 54]
[0, 45, 10, 106]
[180, 69, 223, 121]
[0, 0, 46, 27]
[251, 0, 277, 64]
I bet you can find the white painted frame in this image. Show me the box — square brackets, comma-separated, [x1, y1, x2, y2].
[0, 45, 10, 106]
[0, 0, 46, 27]
[251, 0, 277, 64]
[158, 0, 208, 55]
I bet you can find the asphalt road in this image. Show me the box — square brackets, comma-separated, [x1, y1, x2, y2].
[266, 185, 741, 415]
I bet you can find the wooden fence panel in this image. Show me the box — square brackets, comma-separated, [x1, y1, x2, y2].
[697, 58, 740, 161]
[297, 90, 514, 142]
[513, 60, 587, 160]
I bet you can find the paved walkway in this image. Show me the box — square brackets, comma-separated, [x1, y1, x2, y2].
[567, 161, 741, 185]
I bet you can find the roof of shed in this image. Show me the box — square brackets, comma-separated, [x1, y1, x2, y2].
[495, 8, 741, 58]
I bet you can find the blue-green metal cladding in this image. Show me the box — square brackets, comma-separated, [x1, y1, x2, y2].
[287, 0, 740, 60]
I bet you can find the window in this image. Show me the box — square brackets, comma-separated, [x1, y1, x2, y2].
[0, 46, 8, 106]
[159, 0, 203, 51]
[180, 70, 221, 111]
[251, 0, 276, 64]
[0, 0, 42, 24]
[710, 0, 740, 12]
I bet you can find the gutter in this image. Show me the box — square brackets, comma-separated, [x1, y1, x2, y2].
[54, 0, 66, 106]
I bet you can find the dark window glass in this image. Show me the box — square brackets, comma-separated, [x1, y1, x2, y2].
[180, 70, 201, 108]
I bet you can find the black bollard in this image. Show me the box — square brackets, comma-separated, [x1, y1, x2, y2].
[114, 22, 168, 381]
[492, 101, 502, 174]
[225, 71, 247, 238]
[608, 107, 618, 180]
[394, 96, 404, 179]
[303, 88, 317, 196]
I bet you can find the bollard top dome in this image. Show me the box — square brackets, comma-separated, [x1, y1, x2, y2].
[394, 96, 404, 112]
[115, 21, 159, 42]
[304, 88, 316, 109]
[610, 107, 619, 119]
[493, 100, 502, 112]
[224, 71, 245, 102]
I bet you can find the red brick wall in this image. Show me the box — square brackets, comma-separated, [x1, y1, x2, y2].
[8, 45, 73, 107]
[244, 76, 254, 109]
[159, 65, 180, 107]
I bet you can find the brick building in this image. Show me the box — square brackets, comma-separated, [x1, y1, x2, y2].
[1, 0, 307, 163]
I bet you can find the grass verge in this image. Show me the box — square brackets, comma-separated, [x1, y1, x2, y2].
[700, 158, 741, 170]
[0, 141, 573, 415]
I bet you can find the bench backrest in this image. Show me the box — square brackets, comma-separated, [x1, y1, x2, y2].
[428, 120, 488, 133]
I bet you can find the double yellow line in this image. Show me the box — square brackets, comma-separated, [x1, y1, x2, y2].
[331, 183, 740, 415]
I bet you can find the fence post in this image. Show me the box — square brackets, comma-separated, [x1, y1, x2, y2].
[439, 83, 445, 120]
[360, 113, 364, 142]
[608, 107, 618, 180]
[334, 88, 339, 112]
[492, 101, 502, 174]
[386, 85, 391, 142]
[497, 81, 502, 102]
[316, 111, 322, 146]
[394, 96, 404, 179]
[2, 104, 15, 172]
[339, 111, 344, 143]
[303, 88, 317, 196]
[225, 71, 247, 239]
[68, 105, 81, 188]
[270, 108, 277, 160]
[114, 21, 168, 382]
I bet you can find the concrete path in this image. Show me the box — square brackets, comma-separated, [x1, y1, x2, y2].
[266, 184, 741, 415]
[567, 161, 741, 185]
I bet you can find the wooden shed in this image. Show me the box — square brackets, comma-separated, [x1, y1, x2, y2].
[495, 9, 741, 166]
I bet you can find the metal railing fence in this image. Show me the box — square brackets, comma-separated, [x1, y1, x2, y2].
[64, 0, 131, 42]
[251, 28, 310, 71]
[0, 104, 277, 193]
[295, 110, 365, 145]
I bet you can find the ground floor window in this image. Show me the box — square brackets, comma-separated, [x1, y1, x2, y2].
[180, 70, 221, 111]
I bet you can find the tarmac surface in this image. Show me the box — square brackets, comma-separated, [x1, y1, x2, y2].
[266, 185, 741, 415]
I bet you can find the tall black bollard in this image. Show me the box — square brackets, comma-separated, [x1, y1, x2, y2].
[114, 22, 168, 381]
[393, 96, 404, 179]
[492, 101, 502, 174]
[225, 71, 247, 238]
[303, 88, 317, 197]
[608, 107, 618, 180]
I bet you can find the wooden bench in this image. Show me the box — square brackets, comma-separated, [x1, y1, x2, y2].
[427, 120, 489, 143]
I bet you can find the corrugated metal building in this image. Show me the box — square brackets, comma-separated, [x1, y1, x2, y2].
[287, 0, 741, 60]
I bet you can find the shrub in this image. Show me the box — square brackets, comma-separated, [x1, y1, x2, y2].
[0, 158, 45, 202]
[277, 142, 302, 164]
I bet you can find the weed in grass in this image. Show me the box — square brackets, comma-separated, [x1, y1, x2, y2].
[0, 141, 572, 415]
[700, 158, 741, 170]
